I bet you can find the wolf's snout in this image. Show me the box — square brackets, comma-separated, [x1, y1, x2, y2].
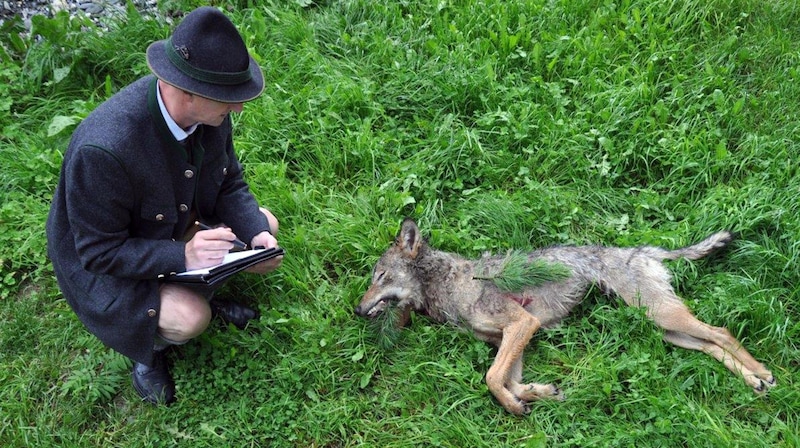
[354, 303, 375, 317]
[354, 298, 388, 318]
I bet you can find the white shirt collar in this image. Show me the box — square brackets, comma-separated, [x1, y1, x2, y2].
[156, 81, 198, 141]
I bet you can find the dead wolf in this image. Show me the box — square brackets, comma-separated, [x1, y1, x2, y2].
[354, 218, 775, 415]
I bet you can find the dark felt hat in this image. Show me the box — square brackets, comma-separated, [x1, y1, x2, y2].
[146, 7, 264, 103]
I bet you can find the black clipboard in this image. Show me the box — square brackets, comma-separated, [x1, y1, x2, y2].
[165, 247, 284, 286]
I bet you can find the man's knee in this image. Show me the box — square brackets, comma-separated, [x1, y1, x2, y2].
[174, 301, 212, 339]
[159, 285, 212, 341]
[259, 207, 279, 235]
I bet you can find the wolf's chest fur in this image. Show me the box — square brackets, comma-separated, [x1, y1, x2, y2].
[413, 247, 595, 329]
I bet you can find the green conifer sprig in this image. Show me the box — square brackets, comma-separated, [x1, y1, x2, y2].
[474, 250, 571, 291]
[371, 305, 404, 349]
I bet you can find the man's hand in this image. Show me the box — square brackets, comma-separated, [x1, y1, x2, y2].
[247, 230, 282, 273]
[185, 227, 239, 270]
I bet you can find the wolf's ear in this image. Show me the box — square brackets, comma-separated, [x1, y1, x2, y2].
[396, 218, 422, 258]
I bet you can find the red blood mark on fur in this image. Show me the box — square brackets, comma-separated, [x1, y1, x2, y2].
[507, 294, 532, 307]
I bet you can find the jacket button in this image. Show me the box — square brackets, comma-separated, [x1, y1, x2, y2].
[155, 214, 164, 221]
[147, 309, 157, 318]
[179, 203, 188, 212]
[184, 169, 194, 178]
[222, 167, 228, 176]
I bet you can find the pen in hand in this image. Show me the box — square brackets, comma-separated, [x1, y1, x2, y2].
[195, 221, 248, 250]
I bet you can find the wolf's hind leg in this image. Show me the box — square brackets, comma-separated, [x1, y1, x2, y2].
[650, 300, 775, 391]
[663, 329, 775, 391]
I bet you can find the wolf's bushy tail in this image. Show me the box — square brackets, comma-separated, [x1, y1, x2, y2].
[650, 231, 734, 261]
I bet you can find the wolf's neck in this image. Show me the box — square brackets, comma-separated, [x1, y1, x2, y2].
[413, 247, 471, 324]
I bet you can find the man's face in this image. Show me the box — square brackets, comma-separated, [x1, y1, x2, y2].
[187, 94, 244, 127]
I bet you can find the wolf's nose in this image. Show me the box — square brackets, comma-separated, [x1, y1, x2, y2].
[354, 305, 364, 316]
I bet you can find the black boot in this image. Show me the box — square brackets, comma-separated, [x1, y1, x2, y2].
[209, 298, 259, 329]
[132, 350, 176, 406]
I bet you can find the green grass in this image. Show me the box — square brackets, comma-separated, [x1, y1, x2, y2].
[2, 0, 799, 446]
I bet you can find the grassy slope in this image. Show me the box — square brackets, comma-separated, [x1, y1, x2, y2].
[1, 0, 798, 446]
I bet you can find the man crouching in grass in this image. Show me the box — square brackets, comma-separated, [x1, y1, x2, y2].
[46, 7, 282, 406]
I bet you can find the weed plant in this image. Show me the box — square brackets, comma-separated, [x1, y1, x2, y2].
[1, 0, 799, 446]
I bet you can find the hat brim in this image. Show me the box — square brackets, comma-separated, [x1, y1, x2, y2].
[146, 40, 265, 103]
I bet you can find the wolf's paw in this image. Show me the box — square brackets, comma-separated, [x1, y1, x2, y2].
[497, 395, 530, 416]
[541, 384, 566, 401]
[514, 382, 565, 402]
[754, 374, 776, 393]
[517, 398, 532, 416]
[549, 384, 566, 401]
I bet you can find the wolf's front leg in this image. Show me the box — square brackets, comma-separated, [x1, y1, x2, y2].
[485, 312, 545, 415]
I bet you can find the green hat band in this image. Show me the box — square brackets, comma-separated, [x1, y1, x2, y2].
[164, 38, 252, 86]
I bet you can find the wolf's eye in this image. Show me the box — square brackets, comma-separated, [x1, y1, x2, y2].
[374, 270, 385, 283]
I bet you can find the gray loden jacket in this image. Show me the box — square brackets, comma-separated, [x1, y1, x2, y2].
[46, 75, 269, 366]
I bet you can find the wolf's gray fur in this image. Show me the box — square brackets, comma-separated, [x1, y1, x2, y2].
[355, 218, 775, 415]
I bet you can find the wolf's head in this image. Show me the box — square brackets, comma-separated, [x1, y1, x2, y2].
[354, 218, 425, 320]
